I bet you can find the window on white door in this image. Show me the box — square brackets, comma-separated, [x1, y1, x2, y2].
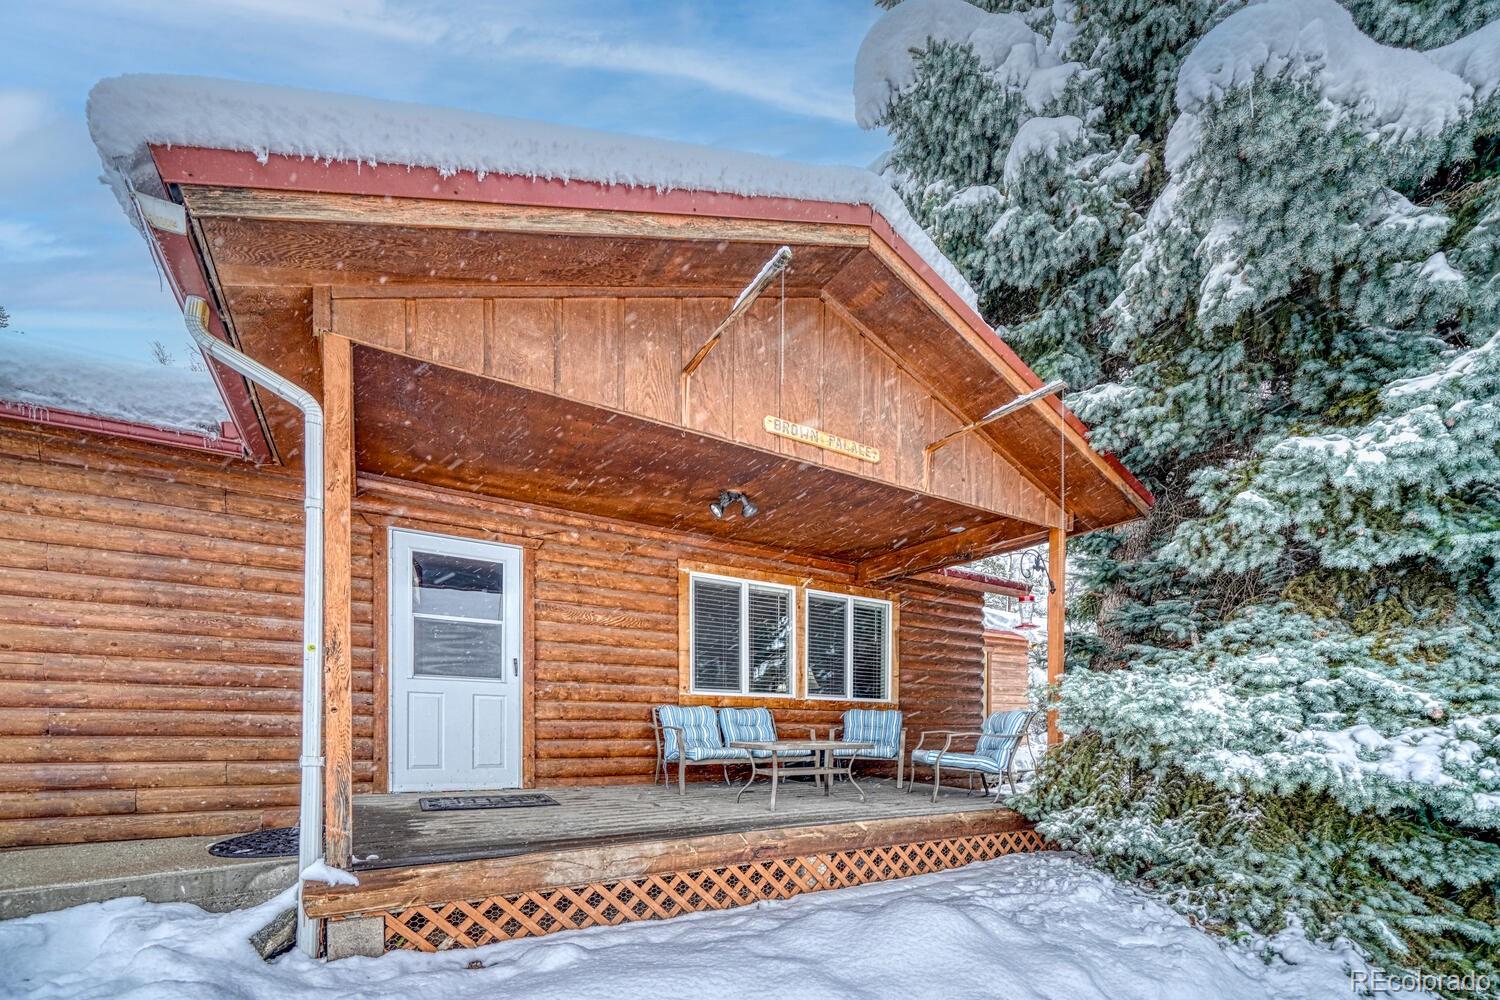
[688, 572, 794, 697]
[806, 591, 892, 701]
[411, 551, 506, 679]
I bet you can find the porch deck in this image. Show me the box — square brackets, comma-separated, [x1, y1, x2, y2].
[353, 778, 1007, 870]
[311, 779, 1042, 953]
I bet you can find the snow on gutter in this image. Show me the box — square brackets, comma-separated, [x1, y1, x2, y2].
[0, 399, 243, 456]
[183, 295, 326, 958]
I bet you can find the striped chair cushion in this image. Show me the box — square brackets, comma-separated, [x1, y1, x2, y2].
[684, 744, 752, 761]
[977, 710, 1030, 769]
[910, 749, 1003, 774]
[832, 746, 896, 759]
[838, 708, 902, 759]
[718, 707, 811, 758]
[657, 705, 724, 762]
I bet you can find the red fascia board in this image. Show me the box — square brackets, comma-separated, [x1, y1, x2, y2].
[0, 399, 245, 456]
[137, 152, 275, 464]
[149, 145, 877, 228]
[939, 567, 1030, 596]
[149, 145, 1153, 506]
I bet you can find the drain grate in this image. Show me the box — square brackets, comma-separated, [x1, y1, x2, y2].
[208, 826, 299, 858]
[418, 793, 561, 812]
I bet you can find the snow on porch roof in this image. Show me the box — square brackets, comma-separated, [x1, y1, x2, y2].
[85, 74, 979, 310]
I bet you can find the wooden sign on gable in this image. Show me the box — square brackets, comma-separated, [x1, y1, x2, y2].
[763, 415, 881, 464]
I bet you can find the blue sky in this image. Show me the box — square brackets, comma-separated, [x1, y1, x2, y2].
[0, 0, 886, 367]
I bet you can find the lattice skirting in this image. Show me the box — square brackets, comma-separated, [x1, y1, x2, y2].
[374, 827, 1048, 952]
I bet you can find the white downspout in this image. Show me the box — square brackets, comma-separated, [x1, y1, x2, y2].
[183, 295, 327, 958]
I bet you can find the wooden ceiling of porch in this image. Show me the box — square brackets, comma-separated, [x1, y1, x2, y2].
[352, 347, 1032, 564]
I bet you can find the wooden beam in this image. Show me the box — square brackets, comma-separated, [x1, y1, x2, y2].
[857, 520, 1047, 583]
[1046, 527, 1066, 745]
[302, 808, 1033, 917]
[181, 186, 869, 249]
[321, 331, 355, 869]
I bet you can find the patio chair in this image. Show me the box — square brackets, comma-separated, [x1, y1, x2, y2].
[651, 705, 751, 795]
[829, 708, 906, 788]
[907, 709, 1035, 802]
[716, 707, 816, 760]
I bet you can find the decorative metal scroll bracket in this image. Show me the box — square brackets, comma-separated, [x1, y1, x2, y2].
[680, 246, 793, 422]
[921, 379, 1067, 491]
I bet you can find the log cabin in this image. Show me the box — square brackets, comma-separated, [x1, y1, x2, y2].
[0, 76, 1152, 956]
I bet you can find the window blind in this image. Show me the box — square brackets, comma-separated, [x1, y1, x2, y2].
[851, 601, 889, 700]
[806, 594, 847, 697]
[747, 586, 791, 695]
[691, 578, 741, 692]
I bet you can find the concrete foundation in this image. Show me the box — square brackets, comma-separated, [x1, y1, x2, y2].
[325, 914, 386, 959]
[0, 836, 296, 920]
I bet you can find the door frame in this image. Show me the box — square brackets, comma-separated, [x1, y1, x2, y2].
[375, 521, 536, 793]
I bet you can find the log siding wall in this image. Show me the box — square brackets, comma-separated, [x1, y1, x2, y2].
[0, 423, 985, 847]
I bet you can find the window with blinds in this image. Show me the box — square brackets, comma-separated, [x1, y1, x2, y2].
[806, 590, 891, 701]
[689, 573, 793, 696]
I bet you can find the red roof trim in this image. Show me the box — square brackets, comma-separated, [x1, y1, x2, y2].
[0, 399, 245, 456]
[939, 567, 1030, 596]
[150, 146, 877, 227]
[148, 145, 1152, 506]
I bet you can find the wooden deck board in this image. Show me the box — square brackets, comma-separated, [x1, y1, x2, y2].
[354, 779, 1004, 870]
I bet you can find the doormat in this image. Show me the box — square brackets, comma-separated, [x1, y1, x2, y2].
[208, 827, 299, 858]
[418, 793, 561, 812]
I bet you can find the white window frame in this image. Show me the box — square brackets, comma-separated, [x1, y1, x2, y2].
[803, 589, 894, 703]
[687, 571, 797, 699]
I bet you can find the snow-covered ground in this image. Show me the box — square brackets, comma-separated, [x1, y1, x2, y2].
[2, 853, 1395, 1000]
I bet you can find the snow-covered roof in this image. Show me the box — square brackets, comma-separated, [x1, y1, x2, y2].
[0, 337, 228, 435]
[86, 74, 981, 309]
[983, 605, 1037, 643]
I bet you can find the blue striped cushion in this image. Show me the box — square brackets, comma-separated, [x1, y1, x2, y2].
[832, 746, 895, 759]
[910, 749, 1003, 774]
[718, 707, 811, 758]
[657, 705, 723, 762]
[718, 707, 776, 743]
[685, 744, 752, 761]
[977, 710, 1029, 769]
[840, 708, 902, 758]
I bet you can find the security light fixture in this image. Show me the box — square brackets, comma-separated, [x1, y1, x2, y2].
[709, 490, 757, 520]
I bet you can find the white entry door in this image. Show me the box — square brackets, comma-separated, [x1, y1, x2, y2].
[389, 529, 523, 792]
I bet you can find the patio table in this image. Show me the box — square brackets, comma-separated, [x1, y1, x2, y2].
[729, 738, 874, 812]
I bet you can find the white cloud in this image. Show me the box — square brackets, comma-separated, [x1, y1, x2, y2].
[0, 90, 49, 146]
[495, 31, 855, 123]
[0, 221, 84, 263]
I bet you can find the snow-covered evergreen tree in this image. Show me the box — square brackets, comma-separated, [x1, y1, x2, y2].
[858, 0, 1500, 987]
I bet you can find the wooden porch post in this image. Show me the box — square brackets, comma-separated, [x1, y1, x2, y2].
[322, 328, 355, 869]
[1046, 527, 1066, 745]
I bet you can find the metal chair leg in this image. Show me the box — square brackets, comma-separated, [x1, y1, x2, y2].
[931, 761, 942, 803]
[677, 757, 686, 796]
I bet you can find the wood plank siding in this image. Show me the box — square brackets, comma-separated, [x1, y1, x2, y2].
[329, 292, 1061, 528]
[0, 422, 987, 848]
